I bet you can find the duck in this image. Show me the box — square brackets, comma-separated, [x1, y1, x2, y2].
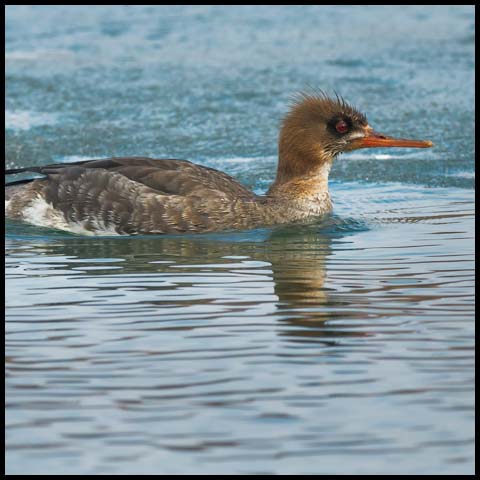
[5, 92, 432, 235]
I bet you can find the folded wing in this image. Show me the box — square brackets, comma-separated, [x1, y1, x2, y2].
[5, 157, 261, 234]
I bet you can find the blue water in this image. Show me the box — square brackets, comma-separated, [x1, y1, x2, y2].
[5, 5, 475, 475]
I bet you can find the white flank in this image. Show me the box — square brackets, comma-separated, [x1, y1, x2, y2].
[19, 195, 122, 236]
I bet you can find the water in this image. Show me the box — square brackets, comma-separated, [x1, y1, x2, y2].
[5, 5, 475, 475]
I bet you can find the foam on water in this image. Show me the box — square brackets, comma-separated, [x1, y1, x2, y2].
[445, 171, 475, 179]
[5, 110, 58, 131]
[5, 49, 73, 61]
[340, 152, 434, 161]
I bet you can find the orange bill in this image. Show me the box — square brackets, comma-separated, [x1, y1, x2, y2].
[353, 130, 433, 149]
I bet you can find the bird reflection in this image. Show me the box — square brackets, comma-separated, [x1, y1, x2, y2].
[6, 221, 367, 340]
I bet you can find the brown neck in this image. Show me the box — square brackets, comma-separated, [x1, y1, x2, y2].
[267, 127, 334, 200]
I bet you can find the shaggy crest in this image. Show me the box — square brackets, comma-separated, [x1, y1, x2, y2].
[286, 90, 368, 126]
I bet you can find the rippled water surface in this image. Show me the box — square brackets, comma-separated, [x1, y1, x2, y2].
[5, 5, 475, 475]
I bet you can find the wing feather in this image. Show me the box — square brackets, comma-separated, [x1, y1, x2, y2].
[6, 157, 261, 234]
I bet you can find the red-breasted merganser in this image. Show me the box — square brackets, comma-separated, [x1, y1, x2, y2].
[5, 93, 433, 235]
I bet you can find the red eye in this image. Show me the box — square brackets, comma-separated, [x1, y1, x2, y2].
[336, 120, 349, 134]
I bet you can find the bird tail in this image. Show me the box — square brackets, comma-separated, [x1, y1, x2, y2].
[5, 165, 44, 190]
